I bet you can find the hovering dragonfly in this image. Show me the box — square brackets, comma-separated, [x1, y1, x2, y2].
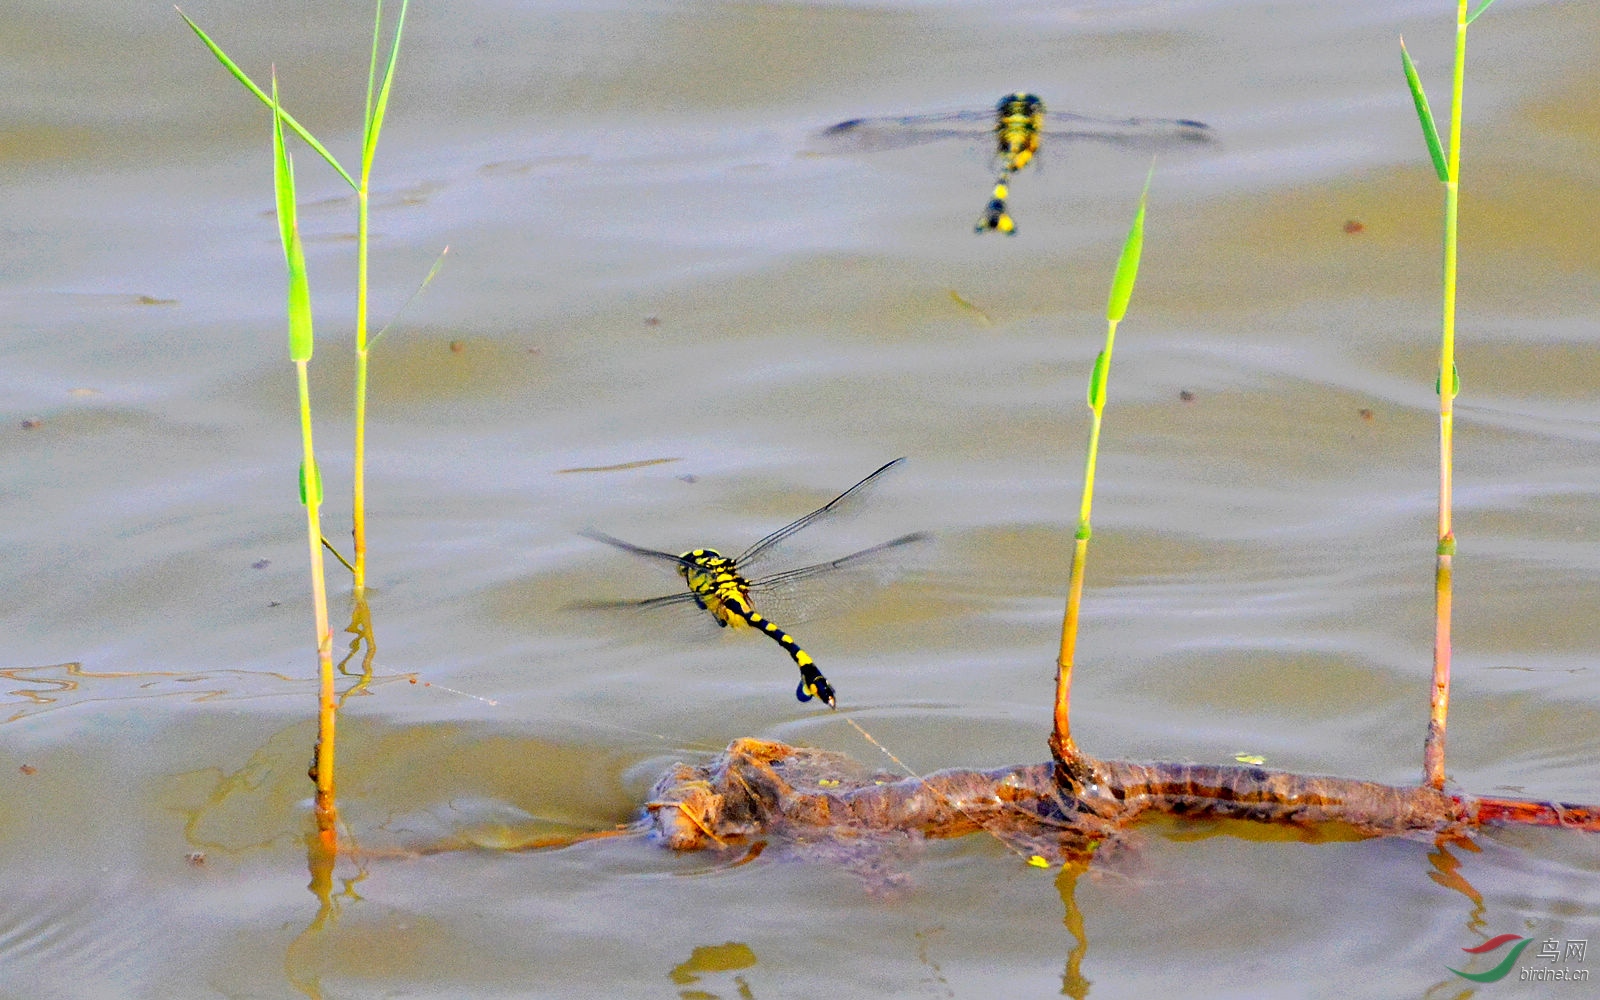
[819, 91, 1212, 234]
[580, 458, 927, 709]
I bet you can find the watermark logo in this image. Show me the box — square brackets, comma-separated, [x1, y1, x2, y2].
[1448, 933, 1589, 984]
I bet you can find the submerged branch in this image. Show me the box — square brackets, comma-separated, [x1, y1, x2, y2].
[646, 739, 1600, 864]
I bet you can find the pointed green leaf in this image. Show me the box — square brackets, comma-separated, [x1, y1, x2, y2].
[1466, 0, 1499, 25]
[1400, 39, 1449, 182]
[363, 0, 410, 166]
[371, 244, 450, 349]
[364, 0, 386, 135]
[1106, 168, 1151, 323]
[177, 9, 357, 190]
[270, 75, 296, 261]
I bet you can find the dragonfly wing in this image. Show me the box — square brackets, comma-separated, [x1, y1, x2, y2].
[751, 532, 930, 588]
[1042, 112, 1212, 146]
[580, 530, 696, 569]
[568, 591, 704, 612]
[814, 109, 993, 153]
[736, 458, 907, 572]
[742, 532, 931, 627]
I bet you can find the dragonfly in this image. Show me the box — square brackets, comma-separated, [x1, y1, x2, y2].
[580, 458, 928, 709]
[819, 91, 1212, 234]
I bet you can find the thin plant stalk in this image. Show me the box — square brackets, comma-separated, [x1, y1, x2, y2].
[1052, 170, 1152, 774]
[1402, 0, 1495, 789]
[270, 75, 339, 842]
[181, 2, 411, 592]
[350, 0, 409, 592]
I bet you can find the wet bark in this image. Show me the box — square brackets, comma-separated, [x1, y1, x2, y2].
[645, 739, 1600, 863]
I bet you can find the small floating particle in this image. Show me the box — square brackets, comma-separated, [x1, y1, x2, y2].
[251, 559, 271, 570]
[1178, 389, 1196, 403]
[1357, 408, 1375, 421]
[20, 417, 42, 430]
[643, 315, 661, 327]
[19, 764, 36, 775]
[449, 340, 465, 353]
[185, 851, 207, 868]
[1343, 219, 1365, 234]
[68, 387, 101, 397]
[136, 294, 179, 306]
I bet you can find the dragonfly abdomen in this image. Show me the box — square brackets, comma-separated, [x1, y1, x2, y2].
[736, 606, 837, 709]
[678, 547, 837, 706]
[975, 183, 1016, 235]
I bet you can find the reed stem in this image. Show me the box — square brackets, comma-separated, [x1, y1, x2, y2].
[1404, 0, 1486, 790]
[298, 360, 339, 839]
[1052, 172, 1151, 773]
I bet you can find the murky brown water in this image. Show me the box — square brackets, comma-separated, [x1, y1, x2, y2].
[5, 1, 1599, 997]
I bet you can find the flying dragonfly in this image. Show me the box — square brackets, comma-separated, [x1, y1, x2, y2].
[580, 458, 927, 709]
[819, 91, 1212, 234]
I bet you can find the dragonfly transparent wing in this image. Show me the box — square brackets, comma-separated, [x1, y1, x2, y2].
[742, 531, 931, 628]
[568, 590, 704, 613]
[816, 108, 996, 153]
[735, 457, 907, 575]
[1042, 110, 1211, 146]
[580, 530, 699, 570]
[816, 106, 1211, 155]
[574, 531, 705, 613]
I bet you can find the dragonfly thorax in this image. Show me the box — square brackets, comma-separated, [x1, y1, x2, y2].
[677, 548, 755, 627]
[995, 92, 1045, 174]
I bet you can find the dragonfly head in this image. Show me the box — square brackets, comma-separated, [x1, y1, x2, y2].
[677, 548, 729, 583]
[996, 92, 1045, 118]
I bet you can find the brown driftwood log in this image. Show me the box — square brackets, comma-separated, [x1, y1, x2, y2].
[646, 738, 1600, 864]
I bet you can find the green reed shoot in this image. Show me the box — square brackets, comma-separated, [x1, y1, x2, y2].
[180, 1, 411, 593]
[1052, 168, 1152, 768]
[1401, 0, 1496, 790]
[269, 74, 339, 841]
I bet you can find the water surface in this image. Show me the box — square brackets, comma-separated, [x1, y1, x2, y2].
[4, 1, 1599, 997]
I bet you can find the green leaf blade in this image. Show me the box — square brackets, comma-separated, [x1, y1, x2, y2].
[1466, 0, 1499, 25]
[363, 0, 411, 167]
[271, 77, 315, 363]
[177, 8, 357, 190]
[1401, 39, 1449, 182]
[1105, 167, 1152, 323]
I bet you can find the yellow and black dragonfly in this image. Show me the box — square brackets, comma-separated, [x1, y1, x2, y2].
[580, 458, 927, 709]
[819, 91, 1211, 234]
